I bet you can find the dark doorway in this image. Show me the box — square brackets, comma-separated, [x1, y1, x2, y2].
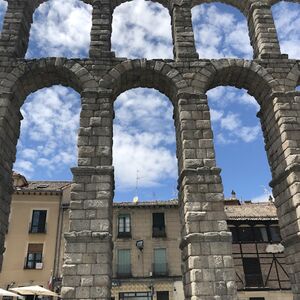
[157, 291, 169, 300]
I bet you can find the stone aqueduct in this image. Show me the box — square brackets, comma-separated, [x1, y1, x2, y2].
[0, 0, 299, 299]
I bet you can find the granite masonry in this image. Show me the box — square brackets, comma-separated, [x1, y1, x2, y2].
[0, 0, 299, 299]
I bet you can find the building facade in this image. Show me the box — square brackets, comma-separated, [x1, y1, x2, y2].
[0, 175, 293, 300]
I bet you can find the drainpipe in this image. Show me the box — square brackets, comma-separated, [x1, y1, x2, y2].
[52, 187, 65, 289]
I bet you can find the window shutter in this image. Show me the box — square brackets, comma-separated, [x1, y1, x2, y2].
[28, 243, 43, 253]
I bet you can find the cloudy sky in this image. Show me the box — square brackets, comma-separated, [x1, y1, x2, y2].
[0, 0, 298, 202]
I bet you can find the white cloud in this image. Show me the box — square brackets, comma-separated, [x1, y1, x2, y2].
[14, 160, 34, 175]
[112, 0, 173, 59]
[220, 112, 240, 131]
[207, 87, 259, 109]
[272, 2, 300, 59]
[206, 87, 261, 144]
[237, 125, 260, 143]
[113, 88, 177, 188]
[192, 4, 253, 59]
[14, 86, 81, 178]
[251, 186, 273, 203]
[27, 0, 92, 58]
[210, 109, 223, 122]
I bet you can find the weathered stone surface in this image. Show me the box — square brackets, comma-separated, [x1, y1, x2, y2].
[0, 1, 299, 300]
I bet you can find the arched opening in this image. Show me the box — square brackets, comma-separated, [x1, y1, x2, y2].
[13, 85, 81, 180]
[0, 0, 7, 32]
[111, 0, 173, 59]
[26, 0, 92, 58]
[191, 3, 253, 59]
[206, 86, 272, 202]
[272, 2, 300, 59]
[297, 85, 300, 91]
[113, 88, 177, 201]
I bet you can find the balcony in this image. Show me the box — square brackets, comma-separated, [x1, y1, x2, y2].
[117, 231, 132, 238]
[152, 227, 166, 238]
[28, 223, 47, 234]
[24, 258, 43, 270]
[116, 264, 132, 278]
[152, 263, 168, 277]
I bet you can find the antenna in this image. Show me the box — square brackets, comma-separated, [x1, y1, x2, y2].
[133, 169, 142, 203]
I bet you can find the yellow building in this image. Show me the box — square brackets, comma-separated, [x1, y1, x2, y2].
[0, 174, 294, 300]
[0, 173, 71, 290]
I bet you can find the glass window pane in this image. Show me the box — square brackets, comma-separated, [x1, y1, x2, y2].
[154, 249, 166, 264]
[118, 249, 131, 274]
[270, 225, 281, 242]
[239, 226, 254, 242]
[253, 226, 268, 242]
[125, 216, 130, 232]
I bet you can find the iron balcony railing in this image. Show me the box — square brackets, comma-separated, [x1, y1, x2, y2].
[28, 222, 47, 233]
[152, 227, 166, 238]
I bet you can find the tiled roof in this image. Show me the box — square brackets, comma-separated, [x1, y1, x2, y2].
[14, 181, 71, 193]
[113, 199, 178, 208]
[224, 202, 278, 220]
[114, 199, 278, 220]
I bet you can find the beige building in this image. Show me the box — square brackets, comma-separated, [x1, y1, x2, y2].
[0, 174, 294, 300]
[0, 173, 71, 290]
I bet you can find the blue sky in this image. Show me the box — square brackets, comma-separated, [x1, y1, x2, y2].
[0, 0, 299, 202]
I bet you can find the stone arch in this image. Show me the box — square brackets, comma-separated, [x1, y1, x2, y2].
[28, 0, 93, 58]
[33, 0, 93, 10]
[269, 0, 300, 6]
[192, 59, 281, 104]
[285, 63, 300, 90]
[191, 1, 253, 59]
[100, 60, 189, 104]
[191, 0, 246, 15]
[2, 59, 98, 108]
[111, 0, 173, 59]
[112, 0, 169, 10]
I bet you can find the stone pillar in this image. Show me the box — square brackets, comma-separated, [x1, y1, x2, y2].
[61, 91, 114, 300]
[259, 91, 300, 299]
[171, 3, 198, 61]
[89, 1, 114, 58]
[0, 0, 35, 58]
[0, 93, 22, 269]
[176, 93, 237, 300]
[246, 1, 281, 59]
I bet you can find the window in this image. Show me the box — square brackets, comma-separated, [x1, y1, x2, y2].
[152, 213, 166, 237]
[25, 243, 43, 269]
[119, 292, 152, 300]
[249, 298, 265, 300]
[118, 214, 131, 238]
[238, 226, 255, 242]
[243, 257, 263, 287]
[30, 210, 47, 233]
[157, 291, 169, 300]
[153, 248, 168, 276]
[269, 225, 281, 242]
[117, 249, 131, 277]
[253, 226, 268, 242]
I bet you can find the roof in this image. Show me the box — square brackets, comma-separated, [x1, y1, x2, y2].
[114, 199, 278, 221]
[14, 181, 71, 194]
[113, 199, 178, 208]
[224, 202, 278, 221]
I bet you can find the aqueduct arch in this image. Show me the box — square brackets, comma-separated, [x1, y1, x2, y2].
[0, 0, 300, 299]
